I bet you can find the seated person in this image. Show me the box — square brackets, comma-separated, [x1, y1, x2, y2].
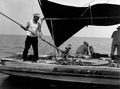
[89, 46, 95, 54]
[89, 46, 108, 58]
[62, 44, 72, 59]
[75, 41, 89, 58]
[89, 45, 99, 58]
[65, 44, 71, 54]
[89, 45, 95, 58]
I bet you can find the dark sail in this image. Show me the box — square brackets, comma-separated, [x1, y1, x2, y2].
[38, 0, 120, 47]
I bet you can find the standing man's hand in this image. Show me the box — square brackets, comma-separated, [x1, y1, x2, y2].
[20, 25, 27, 31]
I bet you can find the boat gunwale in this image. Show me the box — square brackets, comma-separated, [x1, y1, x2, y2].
[0, 65, 120, 79]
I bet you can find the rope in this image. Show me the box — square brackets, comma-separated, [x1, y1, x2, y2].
[38, 0, 43, 8]
[50, 18, 59, 54]
[82, 0, 95, 7]
[38, 18, 54, 53]
[89, 4, 95, 37]
[39, 39, 53, 52]
[32, 0, 35, 15]
[106, 0, 110, 3]
[89, 5, 93, 25]
[81, 6, 90, 17]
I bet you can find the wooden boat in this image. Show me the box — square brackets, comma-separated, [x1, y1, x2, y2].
[0, 53, 120, 86]
[0, 0, 120, 86]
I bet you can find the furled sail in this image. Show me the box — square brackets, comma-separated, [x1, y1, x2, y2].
[38, 0, 120, 47]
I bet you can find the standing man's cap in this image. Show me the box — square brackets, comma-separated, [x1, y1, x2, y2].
[117, 26, 120, 29]
[33, 13, 40, 17]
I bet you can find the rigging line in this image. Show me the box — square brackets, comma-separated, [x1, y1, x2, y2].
[32, 0, 35, 15]
[43, 39, 53, 48]
[89, 4, 95, 37]
[39, 18, 44, 34]
[39, 19, 53, 51]
[50, 18, 54, 43]
[82, 0, 95, 7]
[81, 0, 95, 17]
[81, 6, 90, 17]
[89, 5, 93, 25]
[39, 39, 53, 51]
[50, 18, 58, 53]
[38, 0, 43, 8]
[106, 0, 110, 3]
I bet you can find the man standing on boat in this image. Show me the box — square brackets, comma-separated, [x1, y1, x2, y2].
[21, 13, 43, 62]
[110, 26, 120, 57]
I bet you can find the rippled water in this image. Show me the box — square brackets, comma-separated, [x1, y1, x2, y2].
[0, 35, 112, 57]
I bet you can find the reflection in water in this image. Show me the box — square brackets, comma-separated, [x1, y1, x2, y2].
[0, 75, 120, 89]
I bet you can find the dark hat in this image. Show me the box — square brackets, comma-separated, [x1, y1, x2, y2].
[33, 13, 40, 17]
[84, 41, 89, 46]
[117, 26, 120, 29]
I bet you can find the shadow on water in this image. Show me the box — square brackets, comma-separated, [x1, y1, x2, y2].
[0, 76, 56, 89]
[0, 75, 120, 89]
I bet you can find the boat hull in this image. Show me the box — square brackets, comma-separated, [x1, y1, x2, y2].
[0, 59, 120, 86]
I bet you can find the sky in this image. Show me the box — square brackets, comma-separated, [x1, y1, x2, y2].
[0, 0, 120, 38]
